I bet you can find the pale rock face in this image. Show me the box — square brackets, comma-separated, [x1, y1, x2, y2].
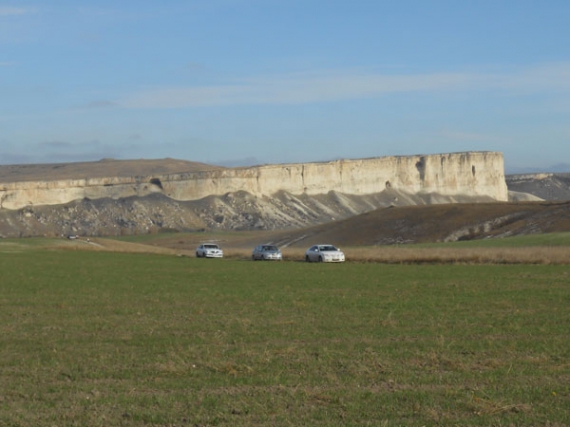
[0, 152, 508, 210]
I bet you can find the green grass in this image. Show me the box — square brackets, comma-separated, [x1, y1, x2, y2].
[0, 247, 569, 426]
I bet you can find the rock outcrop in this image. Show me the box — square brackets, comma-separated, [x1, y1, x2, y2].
[1, 152, 508, 210]
[0, 152, 512, 237]
[507, 173, 570, 201]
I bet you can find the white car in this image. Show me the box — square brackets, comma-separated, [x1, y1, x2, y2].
[196, 243, 223, 258]
[305, 244, 345, 263]
[252, 244, 282, 261]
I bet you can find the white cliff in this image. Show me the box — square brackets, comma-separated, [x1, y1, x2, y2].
[0, 152, 508, 210]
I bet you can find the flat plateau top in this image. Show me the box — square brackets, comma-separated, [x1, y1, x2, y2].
[0, 152, 501, 183]
[0, 158, 224, 182]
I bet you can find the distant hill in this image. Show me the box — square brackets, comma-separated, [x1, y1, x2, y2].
[0, 158, 224, 182]
[506, 163, 570, 174]
[506, 173, 570, 201]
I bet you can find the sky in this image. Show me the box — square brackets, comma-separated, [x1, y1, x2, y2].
[1, 1, 569, 173]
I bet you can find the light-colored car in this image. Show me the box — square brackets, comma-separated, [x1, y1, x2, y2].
[305, 244, 345, 263]
[196, 243, 223, 258]
[252, 244, 282, 261]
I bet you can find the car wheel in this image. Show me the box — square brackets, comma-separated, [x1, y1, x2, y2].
[318, 256, 323, 263]
[305, 255, 310, 262]
[196, 252, 200, 257]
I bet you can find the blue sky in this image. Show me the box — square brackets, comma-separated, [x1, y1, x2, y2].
[1, 1, 569, 172]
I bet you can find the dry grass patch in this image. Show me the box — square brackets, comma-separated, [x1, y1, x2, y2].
[345, 245, 570, 264]
[221, 245, 570, 264]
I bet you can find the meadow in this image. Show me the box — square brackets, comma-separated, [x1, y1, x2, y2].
[118, 230, 570, 265]
[0, 240, 569, 426]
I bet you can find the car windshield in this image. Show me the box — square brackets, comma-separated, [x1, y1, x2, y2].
[204, 244, 219, 249]
[319, 245, 338, 251]
[263, 246, 278, 251]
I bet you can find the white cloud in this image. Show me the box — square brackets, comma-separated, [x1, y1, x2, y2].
[118, 63, 570, 109]
[119, 72, 473, 109]
[0, 6, 34, 16]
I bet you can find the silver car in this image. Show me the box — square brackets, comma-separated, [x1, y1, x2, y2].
[252, 244, 282, 261]
[305, 244, 345, 263]
[196, 243, 223, 258]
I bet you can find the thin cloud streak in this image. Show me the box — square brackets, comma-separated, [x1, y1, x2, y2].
[0, 7, 35, 16]
[119, 63, 570, 109]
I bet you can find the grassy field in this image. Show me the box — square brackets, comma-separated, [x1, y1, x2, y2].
[0, 243, 569, 426]
[114, 230, 570, 265]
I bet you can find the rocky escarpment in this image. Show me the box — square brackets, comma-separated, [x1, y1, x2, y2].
[0, 152, 510, 237]
[0, 187, 507, 238]
[507, 173, 570, 201]
[0, 152, 508, 210]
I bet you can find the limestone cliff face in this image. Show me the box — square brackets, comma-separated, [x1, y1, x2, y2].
[0, 152, 508, 210]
